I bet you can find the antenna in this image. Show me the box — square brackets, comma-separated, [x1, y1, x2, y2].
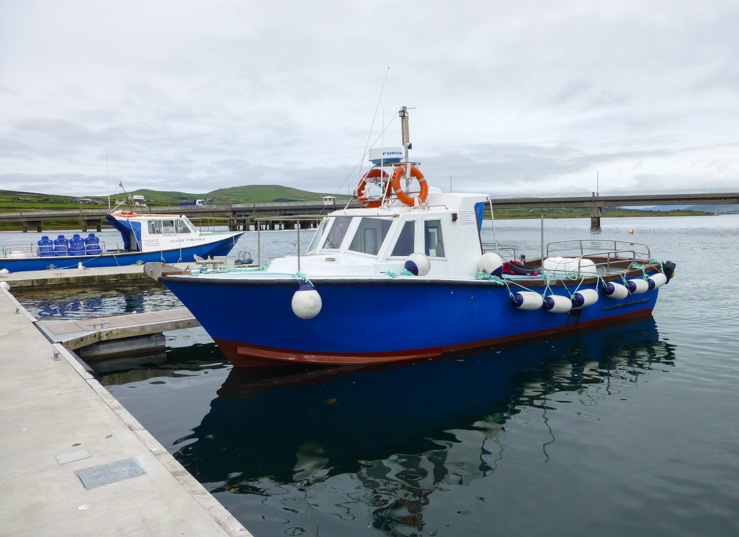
[106, 156, 110, 212]
[399, 106, 411, 162]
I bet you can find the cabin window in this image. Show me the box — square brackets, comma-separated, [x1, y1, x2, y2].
[322, 217, 352, 249]
[162, 220, 175, 234]
[349, 218, 392, 256]
[176, 220, 192, 233]
[307, 219, 328, 253]
[148, 221, 163, 234]
[424, 220, 445, 257]
[391, 221, 415, 257]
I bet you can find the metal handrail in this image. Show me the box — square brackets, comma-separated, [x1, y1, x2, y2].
[544, 240, 652, 275]
[546, 239, 651, 259]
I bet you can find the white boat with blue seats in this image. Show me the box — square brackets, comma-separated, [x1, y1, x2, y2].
[146, 107, 676, 367]
[0, 209, 244, 273]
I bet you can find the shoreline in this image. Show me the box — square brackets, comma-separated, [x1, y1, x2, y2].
[0, 209, 719, 233]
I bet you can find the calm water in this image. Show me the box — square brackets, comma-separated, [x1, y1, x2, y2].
[11, 215, 739, 537]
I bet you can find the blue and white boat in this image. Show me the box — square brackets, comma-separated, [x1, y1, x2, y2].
[147, 107, 676, 367]
[0, 210, 244, 272]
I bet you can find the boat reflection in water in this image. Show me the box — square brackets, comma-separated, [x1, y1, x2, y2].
[170, 317, 676, 536]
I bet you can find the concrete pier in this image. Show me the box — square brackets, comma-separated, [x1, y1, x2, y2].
[0, 262, 191, 289]
[0, 286, 252, 536]
[38, 308, 198, 351]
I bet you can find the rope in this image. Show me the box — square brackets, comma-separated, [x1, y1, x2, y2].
[294, 271, 314, 287]
[475, 272, 506, 284]
[648, 257, 665, 273]
[386, 268, 416, 278]
[541, 274, 554, 297]
[476, 270, 593, 301]
[629, 262, 648, 280]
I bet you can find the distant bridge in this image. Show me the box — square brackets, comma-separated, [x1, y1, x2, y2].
[0, 200, 355, 233]
[1, 192, 737, 232]
[490, 192, 739, 228]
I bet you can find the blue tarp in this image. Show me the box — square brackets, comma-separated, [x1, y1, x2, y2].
[105, 214, 142, 251]
[474, 202, 485, 231]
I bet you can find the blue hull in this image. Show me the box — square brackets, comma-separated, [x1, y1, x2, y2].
[0, 234, 243, 272]
[161, 274, 661, 366]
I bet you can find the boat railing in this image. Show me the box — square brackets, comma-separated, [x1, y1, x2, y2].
[545, 240, 652, 274]
[2, 239, 117, 259]
[254, 214, 326, 269]
[2, 244, 38, 258]
[482, 243, 518, 261]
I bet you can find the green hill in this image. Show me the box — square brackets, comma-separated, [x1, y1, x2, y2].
[114, 185, 350, 205]
[0, 185, 350, 210]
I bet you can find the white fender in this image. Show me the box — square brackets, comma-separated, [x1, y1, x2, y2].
[647, 273, 667, 290]
[511, 291, 543, 310]
[404, 253, 431, 276]
[543, 295, 573, 313]
[572, 288, 599, 308]
[291, 283, 322, 319]
[478, 252, 503, 276]
[627, 278, 649, 294]
[602, 282, 629, 299]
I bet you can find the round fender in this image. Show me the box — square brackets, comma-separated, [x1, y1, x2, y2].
[291, 283, 322, 319]
[478, 253, 503, 276]
[404, 253, 431, 276]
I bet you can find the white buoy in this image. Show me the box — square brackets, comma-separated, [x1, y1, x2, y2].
[647, 273, 668, 290]
[511, 291, 543, 310]
[291, 283, 322, 319]
[543, 295, 573, 313]
[404, 253, 431, 276]
[478, 253, 503, 276]
[626, 278, 649, 294]
[602, 282, 629, 299]
[0, 268, 9, 277]
[572, 288, 599, 308]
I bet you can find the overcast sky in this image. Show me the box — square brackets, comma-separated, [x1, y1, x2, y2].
[2, 0, 738, 198]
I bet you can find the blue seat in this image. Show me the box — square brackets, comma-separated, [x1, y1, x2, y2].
[69, 235, 86, 256]
[53, 235, 69, 256]
[37, 236, 54, 257]
[85, 234, 102, 255]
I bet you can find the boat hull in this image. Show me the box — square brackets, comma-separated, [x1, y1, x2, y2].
[161, 275, 661, 367]
[0, 234, 243, 272]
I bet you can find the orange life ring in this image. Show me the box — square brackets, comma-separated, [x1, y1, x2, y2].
[391, 165, 428, 207]
[116, 210, 139, 218]
[357, 168, 392, 208]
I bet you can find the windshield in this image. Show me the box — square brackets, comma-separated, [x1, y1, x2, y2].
[348, 218, 393, 256]
[307, 219, 328, 253]
[321, 217, 352, 250]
